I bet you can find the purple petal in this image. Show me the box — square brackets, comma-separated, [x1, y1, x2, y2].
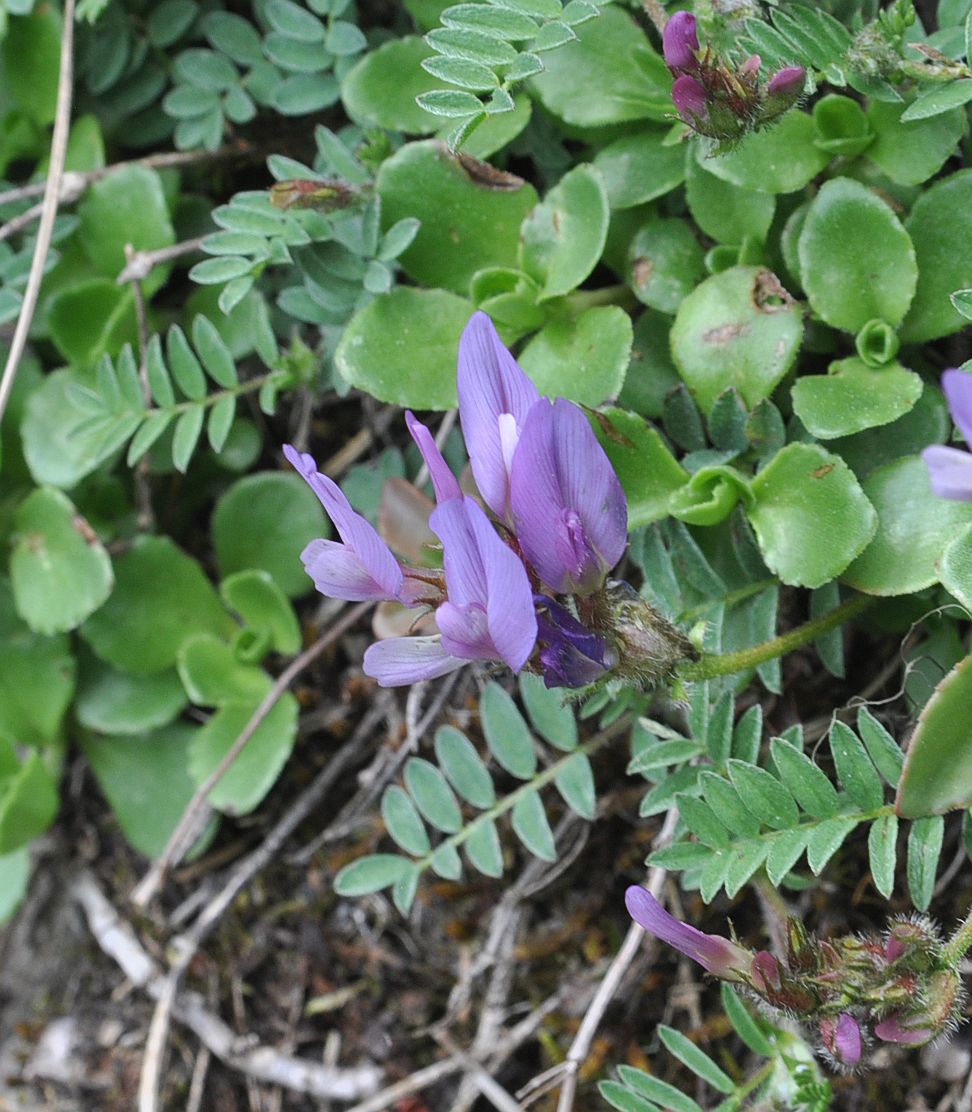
[766, 64, 805, 99]
[363, 635, 466, 686]
[457, 311, 540, 518]
[624, 886, 751, 981]
[942, 368, 972, 446]
[510, 399, 627, 595]
[405, 412, 462, 504]
[284, 445, 403, 600]
[922, 445, 972, 501]
[436, 600, 494, 660]
[662, 10, 699, 71]
[535, 595, 615, 688]
[300, 539, 399, 602]
[820, 1013, 863, 1066]
[874, 1014, 935, 1046]
[672, 74, 708, 124]
[430, 497, 537, 671]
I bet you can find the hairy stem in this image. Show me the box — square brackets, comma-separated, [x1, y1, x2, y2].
[679, 594, 875, 682]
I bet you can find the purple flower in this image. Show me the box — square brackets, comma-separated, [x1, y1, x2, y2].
[671, 74, 709, 125]
[405, 411, 462, 504]
[873, 1014, 935, 1047]
[766, 64, 806, 99]
[510, 398, 627, 595]
[663, 10, 699, 72]
[923, 369, 972, 500]
[535, 595, 615, 688]
[284, 445, 404, 602]
[457, 311, 540, 520]
[364, 497, 537, 686]
[624, 886, 753, 982]
[820, 1013, 863, 1068]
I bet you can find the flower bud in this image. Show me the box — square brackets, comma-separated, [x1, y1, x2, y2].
[662, 11, 699, 72]
[671, 74, 708, 125]
[820, 1013, 863, 1068]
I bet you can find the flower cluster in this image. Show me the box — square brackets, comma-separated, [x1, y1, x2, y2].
[286, 312, 696, 689]
[625, 887, 965, 1071]
[663, 11, 805, 143]
[923, 369, 972, 500]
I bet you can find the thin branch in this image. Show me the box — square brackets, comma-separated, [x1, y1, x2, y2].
[641, 0, 668, 36]
[117, 236, 207, 284]
[553, 806, 680, 1112]
[124, 242, 155, 531]
[131, 600, 373, 907]
[0, 0, 76, 426]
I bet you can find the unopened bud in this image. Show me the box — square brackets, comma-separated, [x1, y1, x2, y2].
[820, 1013, 864, 1068]
[671, 74, 708, 125]
[662, 10, 699, 72]
[765, 65, 806, 105]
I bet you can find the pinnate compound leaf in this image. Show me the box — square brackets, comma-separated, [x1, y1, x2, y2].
[207, 394, 236, 453]
[617, 1066, 704, 1112]
[382, 785, 431, 856]
[907, 815, 944, 911]
[335, 853, 412, 896]
[857, 709, 904, 786]
[721, 984, 774, 1056]
[465, 817, 504, 876]
[769, 739, 841, 819]
[868, 813, 898, 898]
[699, 772, 759, 839]
[830, 721, 884, 811]
[554, 752, 596, 819]
[677, 794, 730, 849]
[172, 407, 205, 472]
[511, 789, 556, 860]
[430, 841, 463, 879]
[167, 325, 206, 400]
[657, 1026, 734, 1094]
[434, 726, 496, 807]
[806, 816, 857, 874]
[481, 682, 536, 778]
[192, 314, 238, 387]
[392, 864, 421, 914]
[765, 827, 811, 885]
[518, 673, 577, 749]
[599, 1081, 662, 1112]
[404, 757, 463, 832]
[727, 759, 799, 830]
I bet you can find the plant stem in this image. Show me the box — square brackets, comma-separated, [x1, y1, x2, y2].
[678, 593, 875, 681]
[943, 903, 972, 964]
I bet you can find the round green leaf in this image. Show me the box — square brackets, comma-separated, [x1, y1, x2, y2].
[519, 163, 609, 299]
[76, 653, 187, 735]
[842, 455, 972, 595]
[798, 178, 916, 332]
[335, 287, 473, 409]
[334, 853, 411, 896]
[188, 692, 299, 815]
[212, 471, 328, 598]
[685, 150, 776, 246]
[177, 634, 270, 706]
[77, 166, 176, 296]
[0, 751, 59, 853]
[670, 266, 804, 414]
[81, 536, 234, 675]
[790, 358, 923, 439]
[47, 280, 140, 369]
[897, 654, 972, 817]
[10, 487, 113, 634]
[82, 723, 199, 857]
[518, 306, 631, 406]
[702, 112, 829, 195]
[941, 523, 972, 611]
[529, 7, 671, 127]
[747, 443, 877, 588]
[2, 8, 61, 125]
[0, 848, 30, 925]
[0, 578, 75, 748]
[220, 569, 301, 655]
[593, 129, 686, 210]
[866, 99, 967, 186]
[592, 406, 688, 529]
[902, 169, 972, 342]
[342, 37, 440, 133]
[627, 218, 706, 314]
[376, 140, 538, 295]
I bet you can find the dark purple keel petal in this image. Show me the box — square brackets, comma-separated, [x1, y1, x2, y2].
[873, 1014, 935, 1046]
[510, 399, 627, 595]
[405, 412, 462, 504]
[624, 886, 752, 981]
[363, 635, 467, 686]
[766, 64, 806, 99]
[922, 445, 972, 501]
[535, 595, 614, 688]
[942, 368, 972, 446]
[284, 444, 404, 600]
[457, 311, 540, 518]
[662, 10, 699, 71]
[820, 1013, 863, 1067]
